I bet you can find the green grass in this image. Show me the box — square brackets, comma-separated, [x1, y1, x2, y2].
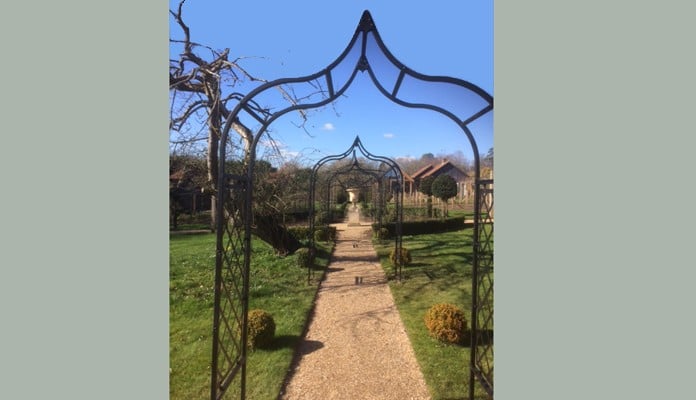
[374, 228, 491, 400]
[170, 233, 331, 400]
[173, 223, 210, 231]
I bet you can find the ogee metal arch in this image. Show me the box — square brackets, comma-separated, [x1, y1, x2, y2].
[213, 10, 493, 400]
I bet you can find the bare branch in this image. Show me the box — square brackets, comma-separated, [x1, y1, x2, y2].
[170, 38, 221, 56]
[230, 118, 254, 150]
[170, 99, 208, 130]
[170, 137, 208, 145]
[170, 1, 192, 55]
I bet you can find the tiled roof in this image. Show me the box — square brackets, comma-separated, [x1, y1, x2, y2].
[422, 160, 468, 179]
[410, 164, 435, 179]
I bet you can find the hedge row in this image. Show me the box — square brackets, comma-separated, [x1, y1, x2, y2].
[287, 225, 337, 242]
[373, 216, 471, 237]
[287, 226, 312, 241]
[313, 202, 348, 225]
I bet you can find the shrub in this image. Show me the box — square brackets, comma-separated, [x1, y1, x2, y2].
[314, 226, 337, 242]
[389, 247, 412, 266]
[245, 309, 276, 349]
[314, 228, 328, 242]
[423, 303, 468, 345]
[374, 227, 390, 240]
[432, 175, 458, 205]
[287, 226, 311, 241]
[314, 210, 329, 225]
[295, 246, 315, 268]
[385, 206, 398, 222]
[335, 202, 348, 218]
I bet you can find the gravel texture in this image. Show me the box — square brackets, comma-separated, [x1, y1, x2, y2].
[279, 207, 430, 400]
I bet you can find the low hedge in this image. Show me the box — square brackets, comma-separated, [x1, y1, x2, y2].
[373, 216, 471, 237]
[287, 225, 337, 242]
[287, 226, 312, 241]
[314, 225, 337, 242]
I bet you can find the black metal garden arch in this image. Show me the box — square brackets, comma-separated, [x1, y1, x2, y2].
[212, 10, 493, 400]
[321, 153, 395, 233]
[307, 136, 404, 282]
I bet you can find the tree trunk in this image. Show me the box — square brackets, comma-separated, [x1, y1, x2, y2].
[253, 214, 302, 256]
[207, 93, 220, 232]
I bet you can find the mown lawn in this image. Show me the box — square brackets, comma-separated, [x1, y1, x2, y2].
[170, 233, 331, 400]
[374, 228, 492, 400]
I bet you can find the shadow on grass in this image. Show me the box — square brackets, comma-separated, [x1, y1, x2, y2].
[266, 335, 324, 355]
[264, 335, 299, 351]
[404, 262, 429, 269]
[425, 329, 493, 348]
[395, 264, 474, 306]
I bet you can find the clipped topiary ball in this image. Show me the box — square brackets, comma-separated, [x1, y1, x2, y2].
[245, 309, 276, 349]
[313, 226, 336, 242]
[374, 227, 391, 240]
[295, 247, 315, 268]
[389, 247, 412, 266]
[423, 303, 468, 344]
[314, 228, 329, 242]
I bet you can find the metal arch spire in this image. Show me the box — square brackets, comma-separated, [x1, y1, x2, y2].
[357, 10, 376, 33]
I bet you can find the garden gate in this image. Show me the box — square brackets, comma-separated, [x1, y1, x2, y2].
[212, 10, 493, 400]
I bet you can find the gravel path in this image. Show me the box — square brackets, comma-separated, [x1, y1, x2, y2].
[279, 207, 430, 400]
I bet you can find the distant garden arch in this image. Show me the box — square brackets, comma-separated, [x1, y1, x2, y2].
[213, 10, 493, 400]
[308, 136, 404, 281]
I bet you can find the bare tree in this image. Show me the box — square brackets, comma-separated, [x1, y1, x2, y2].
[169, 0, 318, 232]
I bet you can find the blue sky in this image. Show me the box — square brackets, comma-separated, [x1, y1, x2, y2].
[170, 0, 493, 167]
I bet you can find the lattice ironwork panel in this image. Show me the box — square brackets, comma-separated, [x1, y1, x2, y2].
[211, 174, 249, 400]
[471, 178, 494, 399]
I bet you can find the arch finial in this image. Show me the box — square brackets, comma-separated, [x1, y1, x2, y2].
[358, 10, 376, 33]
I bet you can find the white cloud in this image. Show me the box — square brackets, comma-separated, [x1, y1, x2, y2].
[258, 137, 299, 161]
[322, 123, 335, 131]
[383, 133, 395, 139]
